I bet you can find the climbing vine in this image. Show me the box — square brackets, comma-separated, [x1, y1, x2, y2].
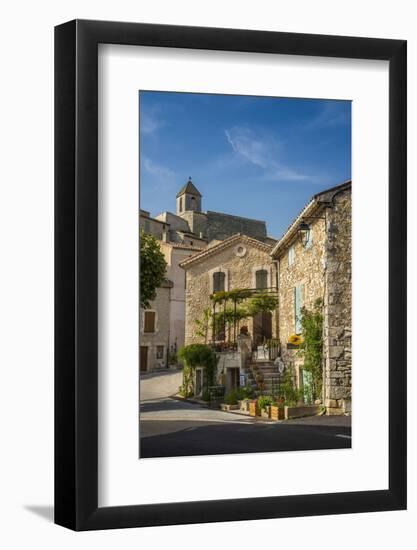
[298, 298, 324, 400]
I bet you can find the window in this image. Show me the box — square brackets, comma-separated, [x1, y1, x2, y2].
[213, 271, 225, 292]
[179, 197, 183, 212]
[255, 269, 268, 290]
[190, 196, 196, 210]
[156, 345, 164, 359]
[305, 228, 313, 249]
[294, 284, 304, 334]
[143, 311, 156, 333]
[288, 244, 295, 266]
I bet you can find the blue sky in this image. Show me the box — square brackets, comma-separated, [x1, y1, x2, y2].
[139, 91, 351, 238]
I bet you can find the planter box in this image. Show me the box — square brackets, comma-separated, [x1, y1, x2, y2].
[284, 404, 321, 420]
[286, 343, 300, 350]
[238, 399, 250, 413]
[220, 403, 239, 412]
[261, 407, 270, 419]
[270, 405, 285, 421]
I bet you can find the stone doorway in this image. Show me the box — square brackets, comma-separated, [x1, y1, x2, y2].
[226, 367, 240, 394]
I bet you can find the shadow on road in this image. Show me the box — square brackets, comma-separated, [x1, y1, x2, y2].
[140, 420, 351, 459]
[140, 398, 206, 413]
[140, 370, 181, 381]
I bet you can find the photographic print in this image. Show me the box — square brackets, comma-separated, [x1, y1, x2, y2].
[139, 91, 352, 459]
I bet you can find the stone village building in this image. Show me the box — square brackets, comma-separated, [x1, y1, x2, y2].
[271, 181, 352, 413]
[139, 179, 276, 372]
[180, 180, 352, 414]
[180, 234, 277, 346]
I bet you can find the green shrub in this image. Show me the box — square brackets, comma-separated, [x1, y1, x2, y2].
[178, 344, 218, 397]
[224, 390, 239, 405]
[201, 390, 210, 402]
[178, 384, 193, 398]
[257, 395, 273, 411]
[277, 365, 304, 407]
[236, 385, 254, 399]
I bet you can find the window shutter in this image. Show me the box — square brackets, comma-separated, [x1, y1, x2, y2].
[213, 271, 225, 292]
[144, 311, 156, 333]
[288, 244, 295, 266]
[255, 269, 268, 290]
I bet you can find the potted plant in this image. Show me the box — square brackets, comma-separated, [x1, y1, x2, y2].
[236, 385, 253, 412]
[287, 334, 303, 349]
[257, 395, 273, 419]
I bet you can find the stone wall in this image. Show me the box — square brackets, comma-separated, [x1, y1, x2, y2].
[177, 210, 268, 243]
[323, 189, 352, 411]
[277, 215, 327, 380]
[183, 240, 276, 345]
[205, 211, 267, 242]
[179, 210, 208, 238]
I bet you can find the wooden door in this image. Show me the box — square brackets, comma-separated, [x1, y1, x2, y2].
[253, 311, 272, 345]
[140, 346, 148, 373]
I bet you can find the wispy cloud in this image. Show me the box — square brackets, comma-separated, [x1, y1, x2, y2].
[224, 127, 309, 182]
[306, 102, 351, 130]
[142, 156, 176, 187]
[140, 107, 164, 135]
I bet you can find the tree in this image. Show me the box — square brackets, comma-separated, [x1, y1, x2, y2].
[140, 229, 167, 309]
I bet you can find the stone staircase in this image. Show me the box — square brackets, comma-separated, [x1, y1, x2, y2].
[242, 359, 282, 396]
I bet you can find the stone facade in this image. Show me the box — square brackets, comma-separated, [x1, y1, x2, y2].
[276, 215, 327, 388]
[322, 188, 352, 411]
[271, 181, 352, 413]
[180, 234, 277, 345]
[140, 280, 173, 372]
[139, 209, 168, 241]
[160, 242, 205, 353]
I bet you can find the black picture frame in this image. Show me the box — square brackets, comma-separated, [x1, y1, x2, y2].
[55, 19, 407, 531]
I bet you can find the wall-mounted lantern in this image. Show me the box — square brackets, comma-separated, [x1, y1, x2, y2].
[297, 220, 311, 247]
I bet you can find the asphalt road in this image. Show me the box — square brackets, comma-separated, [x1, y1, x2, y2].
[139, 370, 351, 459]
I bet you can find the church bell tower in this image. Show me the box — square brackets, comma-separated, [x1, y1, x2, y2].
[176, 178, 202, 216]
